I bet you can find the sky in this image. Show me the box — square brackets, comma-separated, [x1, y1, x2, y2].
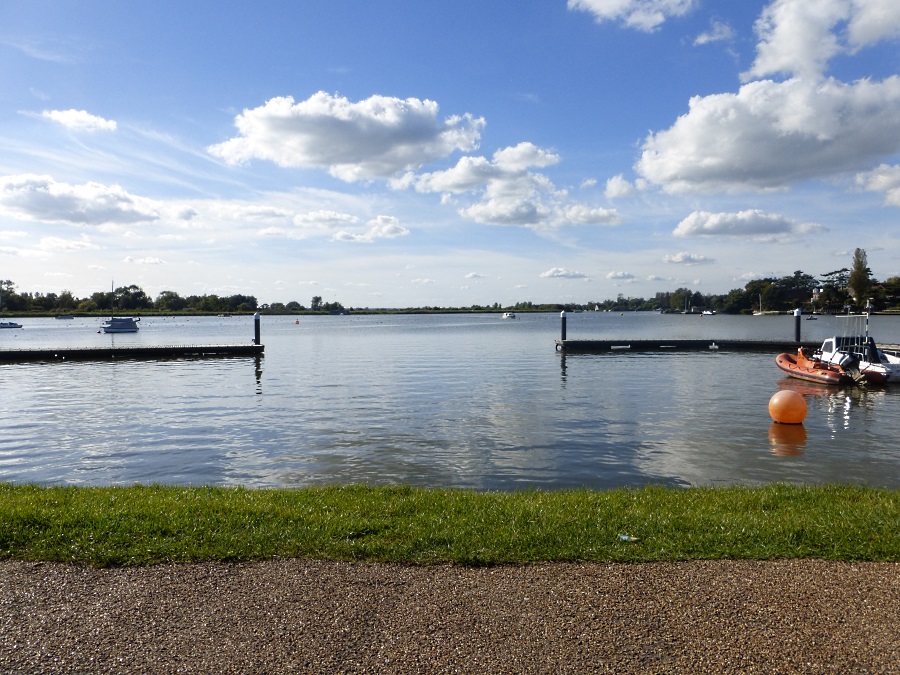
[2, 0, 900, 308]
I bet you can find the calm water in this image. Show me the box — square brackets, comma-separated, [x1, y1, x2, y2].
[1, 312, 898, 490]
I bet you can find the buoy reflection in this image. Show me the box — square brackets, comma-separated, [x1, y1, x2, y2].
[768, 422, 807, 456]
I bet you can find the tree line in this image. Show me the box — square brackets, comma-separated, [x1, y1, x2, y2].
[1, 249, 896, 316]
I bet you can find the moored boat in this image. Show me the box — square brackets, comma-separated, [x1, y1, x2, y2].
[101, 316, 140, 333]
[775, 347, 854, 386]
[817, 336, 897, 384]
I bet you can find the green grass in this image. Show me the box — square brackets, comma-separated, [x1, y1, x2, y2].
[1, 483, 897, 567]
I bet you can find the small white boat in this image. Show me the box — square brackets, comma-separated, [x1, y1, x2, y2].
[101, 317, 140, 333]
[0, 285, 22, 328]
[501, 312, 516, 319]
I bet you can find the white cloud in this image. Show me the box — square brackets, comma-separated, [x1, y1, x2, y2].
[673, 209, 825, 239]
[856, 164, 900, 205]
[568, 0, 696, 32]
[744, 0, 848, 81]
[744, 0, 900, 81]
[540, 267, 589, 279]
[847, 0, 900, 46]
[465, 272, 486, 279]
[208, 91, 484, 181]
[41, 109, 117, 131]
[124, 256, 166, 264]
[637, 77, 900, 193]
[694, 20, 735, 46]
[38, 236, 99, 252]
[663, 251, 715, 264]
[410, 142, 618, 231]
[606, 271, 636, 280]
[604, 174, 646, 199]
[0, 174, 159, 226]
[333, 215, 410, 242]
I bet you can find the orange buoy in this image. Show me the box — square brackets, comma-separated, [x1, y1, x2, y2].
[768, 390, 807, 424]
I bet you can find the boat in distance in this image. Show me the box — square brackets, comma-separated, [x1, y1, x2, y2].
[501, 312, 516, 319]
[0, 320, 22, 329]
[775, 347, 854, 386]
[101, 317, 140, 333]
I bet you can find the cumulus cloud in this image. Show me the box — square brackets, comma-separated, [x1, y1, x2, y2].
[124, 256, 166, 264]
[38, 236, 99, 252]
[540, 267, 589, 279]
[333, 215, 410, 243]
[604, 174, 647, 199]
[663, 251, 714, 265]
[41, 109, 117, 131]
[0, 174, 159, 226]
[606, 271, 636, 280]
[673, 209, 825, 239]
[465, 272, 486, 279]
[744, 0, 900, 82]
[694, 20, 735, 45]
[208, 91, 484, 182]
[568, 0, 696, 32]
[408, 142, 619, 231]
[856, 164, 900, 206]
[637, 77, 900, 193]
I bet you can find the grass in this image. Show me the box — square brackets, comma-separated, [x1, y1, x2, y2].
[1, 483, 897, 567]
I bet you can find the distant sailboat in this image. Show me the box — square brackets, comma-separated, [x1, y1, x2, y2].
[753, 294, 765, 316]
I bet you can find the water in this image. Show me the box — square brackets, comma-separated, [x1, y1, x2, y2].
[1, 312, 898, 490]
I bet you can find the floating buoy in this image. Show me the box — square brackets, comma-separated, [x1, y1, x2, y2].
[768, 390, 807, 424]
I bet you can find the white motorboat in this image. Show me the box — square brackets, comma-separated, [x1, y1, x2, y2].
[501, 312, 516, 319]
[817, 336, 899, 385]
[101, 316, 140, 333]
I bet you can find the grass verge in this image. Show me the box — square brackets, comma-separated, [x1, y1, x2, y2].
[1, 483, 897, 567]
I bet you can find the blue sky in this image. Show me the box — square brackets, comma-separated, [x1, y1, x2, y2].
[2, 0, 900, 308]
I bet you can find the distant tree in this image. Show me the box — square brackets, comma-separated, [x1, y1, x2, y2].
[57, 290, 76, 310]
[848, 248, 873, 306]
[155, 290, 187, 312]
[882, 276, 900, 308]
[310, 296, 323, 311]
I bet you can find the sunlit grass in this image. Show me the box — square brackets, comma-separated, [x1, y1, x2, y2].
[1, 483, 896, 567]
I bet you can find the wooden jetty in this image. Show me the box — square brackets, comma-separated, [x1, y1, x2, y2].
[555, 339, 817, 353]
[0, 343, 263, 363]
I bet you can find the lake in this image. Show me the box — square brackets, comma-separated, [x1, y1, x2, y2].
[1, 311, 898, 490]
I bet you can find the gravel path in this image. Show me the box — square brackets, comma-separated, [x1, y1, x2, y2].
[1, 559, 898, 673]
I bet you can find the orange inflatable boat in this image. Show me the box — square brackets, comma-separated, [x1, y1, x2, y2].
[775, 347, 853, 386]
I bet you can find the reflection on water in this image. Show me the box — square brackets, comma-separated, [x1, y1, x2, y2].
[768, 423, 807, 456]
[2, 313, 900, 489]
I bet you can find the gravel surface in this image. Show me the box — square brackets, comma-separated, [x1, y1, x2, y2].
[1, 559, 898, 673]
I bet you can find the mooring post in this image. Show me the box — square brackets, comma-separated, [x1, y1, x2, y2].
[794, 308, 801, 343]
[560, 310, 567, 342]
[254, 311, 261, 345]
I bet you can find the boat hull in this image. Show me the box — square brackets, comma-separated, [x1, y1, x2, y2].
[775, 350, 851, 386]
[101, 317, 140, 333]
